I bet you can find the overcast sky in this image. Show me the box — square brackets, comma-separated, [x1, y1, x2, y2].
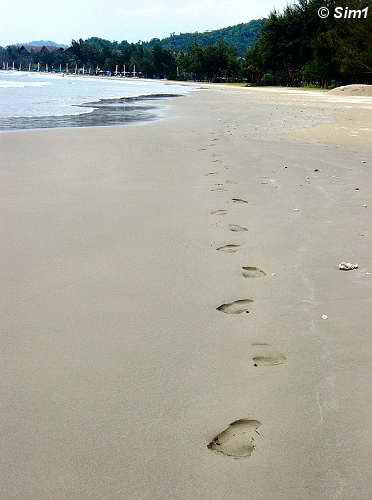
[0, 0, 290, 46]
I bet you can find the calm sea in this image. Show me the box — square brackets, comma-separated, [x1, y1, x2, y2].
[0, 71, 192, 130]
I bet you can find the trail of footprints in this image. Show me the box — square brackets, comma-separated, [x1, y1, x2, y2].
[216, 244, 240, 253]
[204, 134, 286, 459]
[251, 343, 287, 366]
[242, 266, 266, 278]
[208, 419, 262, 458]
[229, 224, 248, 232]
[211, 209, 227, 216]
[217, 299, 253, 314]
[232, 198, 248, 204]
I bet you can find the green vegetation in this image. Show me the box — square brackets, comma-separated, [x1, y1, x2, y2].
[146, 20, 265, 56]
[245, 0, 372, 87]
[0, 20, 263, 81]
[176, 41, 242, 81]
[1, 2, 371, 87]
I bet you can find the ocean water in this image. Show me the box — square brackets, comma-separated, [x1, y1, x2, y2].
[0, 71, 192, 130]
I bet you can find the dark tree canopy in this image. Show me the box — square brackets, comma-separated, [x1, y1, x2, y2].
[245, 0, 372, 86]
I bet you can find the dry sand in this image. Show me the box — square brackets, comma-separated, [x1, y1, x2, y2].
[329, 84, 372, 96]
[1, 86, 372, 499]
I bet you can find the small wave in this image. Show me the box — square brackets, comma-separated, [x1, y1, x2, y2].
[0, 106, 95, 119]
[0, 80, 52, 88]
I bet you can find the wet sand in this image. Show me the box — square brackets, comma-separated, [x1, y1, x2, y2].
[1, 86, 372, 499]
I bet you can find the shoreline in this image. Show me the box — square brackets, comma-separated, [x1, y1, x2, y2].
[0, 71, 195, 130]
[2, 69, 371, 136]
[1, 83, 372, 144]
[0, 92, 188, 132]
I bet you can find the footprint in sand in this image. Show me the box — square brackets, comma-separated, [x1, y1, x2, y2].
[242, 266, 266, 278]
[210, 209, 227, 216]
[251, 343, 286, 366]
[216, 244, 240, 253]
[232, 198, 248, 204]
[217, 299, 253, 314]
[207, 419, 262, 458]
[229, 224, 248, 232]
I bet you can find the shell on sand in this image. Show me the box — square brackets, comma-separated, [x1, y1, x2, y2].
[339, 261, 358, 271]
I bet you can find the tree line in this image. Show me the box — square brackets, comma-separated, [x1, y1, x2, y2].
[1, 0, 371, 87]
[0, 40, 179, 79]
[0, 38, 242, 81]
[245, 0, 372, 87]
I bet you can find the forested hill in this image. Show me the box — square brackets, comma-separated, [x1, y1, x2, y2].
[146, 20, 265, 56]
[17, 40, 67, 50]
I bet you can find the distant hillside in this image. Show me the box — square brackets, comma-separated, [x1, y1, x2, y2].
[22, 40, 67, 49]
[147, 19, 265, 56]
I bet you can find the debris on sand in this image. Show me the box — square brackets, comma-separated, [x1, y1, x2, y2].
[321, 314, 328, 320]
[339, 262, 358, 271]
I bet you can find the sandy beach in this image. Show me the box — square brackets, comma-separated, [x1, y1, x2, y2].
[1, 86, 372, 499]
